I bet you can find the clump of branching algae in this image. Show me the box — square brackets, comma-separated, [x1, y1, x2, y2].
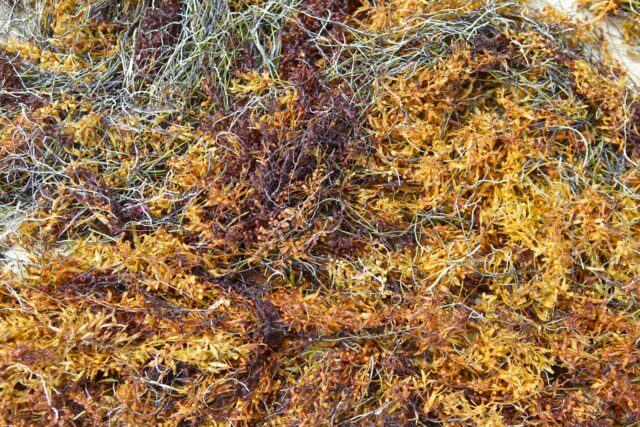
[1, 0, 639, 424]
[578, 0, 640, 38]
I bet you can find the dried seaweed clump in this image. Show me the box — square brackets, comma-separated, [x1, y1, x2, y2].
[578, 0, 640, 41]
[1, 0, 640, 425]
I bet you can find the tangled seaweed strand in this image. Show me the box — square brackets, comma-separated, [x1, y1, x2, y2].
[1, 0, 640, 425]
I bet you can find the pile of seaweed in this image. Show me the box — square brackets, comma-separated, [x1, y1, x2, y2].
[1, 0, 639, 424]
[578, 0, 640, 41]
